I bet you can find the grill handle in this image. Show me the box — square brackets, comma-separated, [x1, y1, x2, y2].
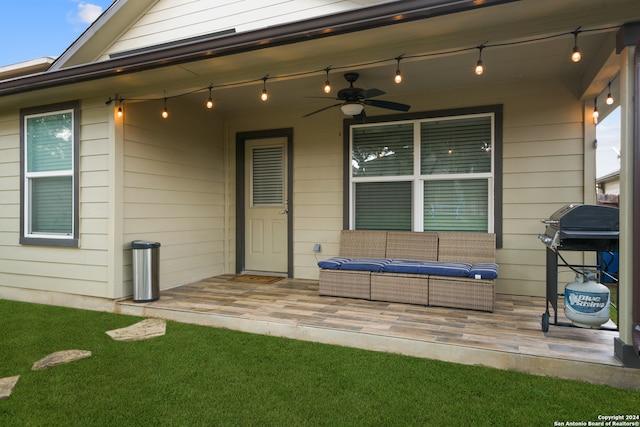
[541, 219, 559, 225]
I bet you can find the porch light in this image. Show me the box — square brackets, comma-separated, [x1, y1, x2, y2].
[592, 97, 599, 124]
[341, 102, 364, 115]
[571, 28, 582, 62]
[162, 97, 169, 119]
[117, 106, 123, 118]
[261, 76, 269, 102]
[323, 68, 332, 93]
[206, 85, 214, 109]
[394, 56, 403, 84]
[606, 82, 614, 105]
[474, 45, 485, 75]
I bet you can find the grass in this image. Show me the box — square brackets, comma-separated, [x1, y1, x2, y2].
[1, 299, 638, 426]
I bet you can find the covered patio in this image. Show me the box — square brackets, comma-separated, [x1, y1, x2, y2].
[116, 275, 640, 389]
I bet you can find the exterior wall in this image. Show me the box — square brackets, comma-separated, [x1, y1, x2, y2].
[0, 76, 588, 300]
[600, 178, 620, 195]
[227, 77, 586, 297]
[0, 98, 113, 298]
[226, 104, 344, 281]
[121, 98, 226, 293]
[104, 0, 386, 59]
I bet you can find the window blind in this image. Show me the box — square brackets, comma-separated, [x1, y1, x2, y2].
[423, 179, 488, 231]
[352, 123, 413, 177]
[252, 146, 284, 206]
[421, 116, 491, 175]
[30, 176, 73, 234]
[355, 181, 412, 230]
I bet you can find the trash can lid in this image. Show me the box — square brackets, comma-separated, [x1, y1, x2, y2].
[131, 240, 161, 249]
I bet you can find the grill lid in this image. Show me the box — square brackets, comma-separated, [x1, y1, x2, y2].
[539, 204, 619, 251]
[543, 204, 619, 231]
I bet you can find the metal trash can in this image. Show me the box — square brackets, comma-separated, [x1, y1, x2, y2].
[131, 240, 160, 302]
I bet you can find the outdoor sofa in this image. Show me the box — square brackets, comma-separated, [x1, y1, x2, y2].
[318, 230, 498, 312]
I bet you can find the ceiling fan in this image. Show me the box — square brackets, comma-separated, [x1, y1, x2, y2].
[303, 72, 411, 118]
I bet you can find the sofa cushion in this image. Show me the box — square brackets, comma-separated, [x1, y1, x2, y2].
[468, 263, 499, 280]
[317, 257, 351, 270]
[384, 260, 471, 277]
[340, 258, 391, 272]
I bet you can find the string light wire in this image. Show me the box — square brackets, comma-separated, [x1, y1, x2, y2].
[105, 24, 621, 113]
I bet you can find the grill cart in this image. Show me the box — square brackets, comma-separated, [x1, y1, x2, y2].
[538, 204, 619, 332]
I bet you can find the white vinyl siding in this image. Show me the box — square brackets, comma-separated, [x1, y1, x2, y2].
[104, 0, 388, 59]
[122, 99, 226, 289]
[0, 99, 112, 298]
[0, 78, 586, 300]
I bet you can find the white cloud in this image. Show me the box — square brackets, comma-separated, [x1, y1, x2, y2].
[67, 2, 104, 26]
[77, 3, 103, 24]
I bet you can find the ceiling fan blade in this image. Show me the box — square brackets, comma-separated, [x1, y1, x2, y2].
[302, 103, 342, 117]
[359, 88, 385, 99]
[364, 99, 411, 112]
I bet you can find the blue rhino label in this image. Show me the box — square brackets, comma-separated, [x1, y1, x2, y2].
[565, 289, 609, 314]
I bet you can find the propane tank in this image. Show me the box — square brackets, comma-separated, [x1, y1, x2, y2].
[564, 271, 610, 328]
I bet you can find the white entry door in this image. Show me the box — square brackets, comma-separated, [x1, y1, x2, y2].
[244, 138, 288, 273]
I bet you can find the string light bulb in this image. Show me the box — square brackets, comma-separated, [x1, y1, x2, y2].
[116, 98, 123, 118]
[260, 76, 269, 101]
[606, 82, 614, 105]
[394, 56, 403, 84]
[571, 28, 582, 62]
[592, 97, 599, 124]
[475, 45, 485, 75]
[206, 85, 214, 109]
[323, 68, 331, 93]
[162, 97, 169, 119]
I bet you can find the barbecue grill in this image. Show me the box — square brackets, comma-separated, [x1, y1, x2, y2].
[538, 204, 619, 332]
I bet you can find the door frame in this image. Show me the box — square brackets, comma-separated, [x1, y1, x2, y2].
[236, 128, 293, 277]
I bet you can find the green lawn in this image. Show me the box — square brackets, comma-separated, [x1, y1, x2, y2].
[1, 299, 638, 426]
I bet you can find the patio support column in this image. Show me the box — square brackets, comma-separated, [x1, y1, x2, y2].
[109, 100, 126, 299]
[614, 22, 640, 367]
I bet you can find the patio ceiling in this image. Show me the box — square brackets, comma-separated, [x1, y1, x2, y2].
[1, 0, 637, 113]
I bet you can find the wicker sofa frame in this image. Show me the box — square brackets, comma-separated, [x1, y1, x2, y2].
[318, 230, 496, 312]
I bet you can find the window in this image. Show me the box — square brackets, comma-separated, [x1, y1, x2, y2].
[20, 102, 79, 247]
[348, 107, 501, 238]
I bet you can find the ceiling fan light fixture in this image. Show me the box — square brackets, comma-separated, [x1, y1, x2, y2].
[341, 102, 364, 116]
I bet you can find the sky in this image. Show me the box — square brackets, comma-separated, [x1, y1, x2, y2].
[596, 107, 621, 178]
[0, 0, 114, 67]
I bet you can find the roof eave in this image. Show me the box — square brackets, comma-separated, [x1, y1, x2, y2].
[0, 0, 520, 99]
